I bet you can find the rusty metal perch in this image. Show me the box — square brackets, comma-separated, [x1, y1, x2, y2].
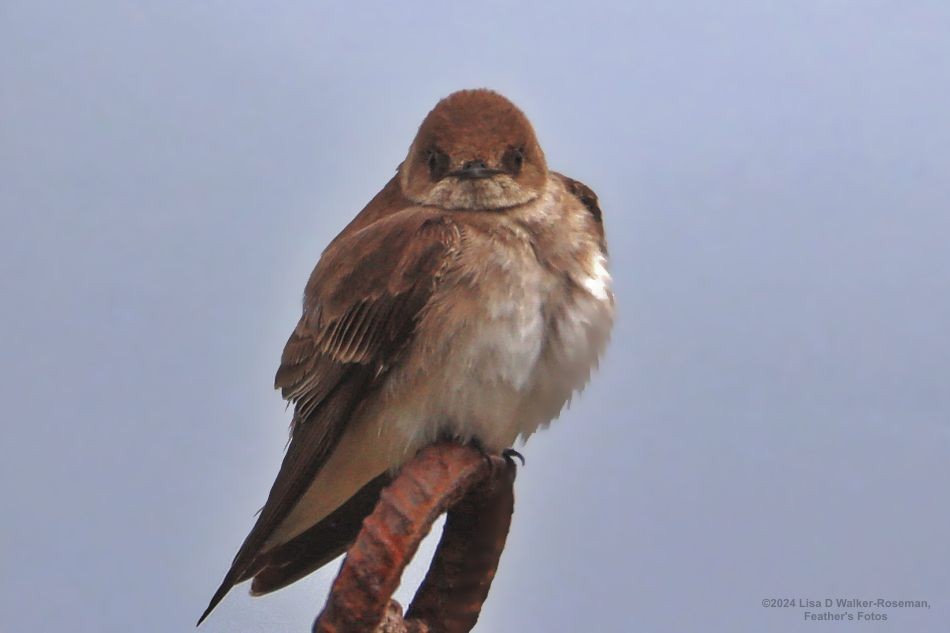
[313, 442, 518, 633]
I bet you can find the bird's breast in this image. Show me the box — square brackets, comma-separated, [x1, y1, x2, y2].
[371, 212, 613, 459]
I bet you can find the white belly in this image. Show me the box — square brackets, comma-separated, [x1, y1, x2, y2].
[380, 248, 614, 457]
[516, 253, 614, 440]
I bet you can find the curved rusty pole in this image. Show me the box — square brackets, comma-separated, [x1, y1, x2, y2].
[313, 442, 517, 633]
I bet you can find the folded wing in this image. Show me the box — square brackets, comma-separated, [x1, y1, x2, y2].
[199, 210, 462, 624]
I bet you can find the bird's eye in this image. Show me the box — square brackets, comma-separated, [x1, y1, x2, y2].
[502, 147, 525, 175]
[425, 148, 450, 180]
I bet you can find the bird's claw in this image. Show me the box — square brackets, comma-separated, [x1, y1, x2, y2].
[502, 448, 525, 467]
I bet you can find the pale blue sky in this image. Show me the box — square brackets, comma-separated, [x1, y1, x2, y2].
[2, 2, 949, 632]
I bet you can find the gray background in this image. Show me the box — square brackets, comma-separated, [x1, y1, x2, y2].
[2, 2, 948, 632]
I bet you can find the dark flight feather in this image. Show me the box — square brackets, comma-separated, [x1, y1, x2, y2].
[198, 209, 461, 625]
[246, 472, 392, 595]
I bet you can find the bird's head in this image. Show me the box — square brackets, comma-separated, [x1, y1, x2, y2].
[399, 89, 548, 211]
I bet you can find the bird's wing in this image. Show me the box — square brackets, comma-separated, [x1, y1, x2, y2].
[199, 209, 462, 624]
[552, 171, 606, 246]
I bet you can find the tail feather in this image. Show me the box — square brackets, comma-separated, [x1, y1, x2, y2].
[196, 471, 389, 626]
[250, 473, 390, 595]
[197, 366, 372, 626]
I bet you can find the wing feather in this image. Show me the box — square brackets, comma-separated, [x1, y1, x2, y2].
[199, 209, 461, 625]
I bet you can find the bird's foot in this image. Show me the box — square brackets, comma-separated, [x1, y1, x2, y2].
[466, 438, 496, 470]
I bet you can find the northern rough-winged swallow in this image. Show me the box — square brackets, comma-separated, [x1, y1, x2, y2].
[199, 89, 614, 624]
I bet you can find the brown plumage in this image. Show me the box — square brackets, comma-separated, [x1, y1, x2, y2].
[199, 89, 614, 625]
[199, 212, 461, 624]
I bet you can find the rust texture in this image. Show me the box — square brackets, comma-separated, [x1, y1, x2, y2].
[313, 442, 517, 633]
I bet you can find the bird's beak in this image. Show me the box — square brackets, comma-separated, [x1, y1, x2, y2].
[451, 160, 503, 180]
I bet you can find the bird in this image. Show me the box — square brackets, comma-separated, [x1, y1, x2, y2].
[198, 88, 614, 625]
